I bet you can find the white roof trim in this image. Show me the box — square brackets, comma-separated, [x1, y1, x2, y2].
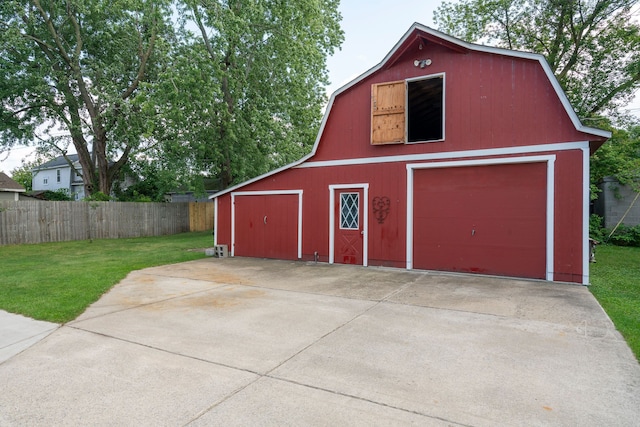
[210, 23, 610, 199]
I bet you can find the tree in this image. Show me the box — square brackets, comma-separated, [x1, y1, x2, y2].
[0, 0, 174, 197]
[113, 160, 181, 202]
[149, 0, 344, 189]
[9, 161, 36, 191]
[433, 0, 640, 119]
[591, 119, 640, 194]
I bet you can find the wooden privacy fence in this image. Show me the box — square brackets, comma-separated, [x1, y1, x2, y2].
[0, 201, 215, 245]
[189, 202, 214, 232]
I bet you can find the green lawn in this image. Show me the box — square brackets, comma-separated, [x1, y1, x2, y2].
[0, 232, 213, 323]
[589, 244, 640, 361]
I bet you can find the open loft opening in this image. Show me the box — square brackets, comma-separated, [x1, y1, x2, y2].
[407, 75, 444, 142]
[371, 74, 444, 145]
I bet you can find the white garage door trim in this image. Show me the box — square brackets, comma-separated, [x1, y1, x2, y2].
[406, 155, 556, 281]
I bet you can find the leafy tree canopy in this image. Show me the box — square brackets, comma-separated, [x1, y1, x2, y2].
[146, 0, 344, 188]
[434, 0, 640, 119]
[2, 0, 343, 194]
[9, 161, 36, 191]
[591, 120, 640, 194]
[0, 0, 175, 197]
[113, 160, 181, 202]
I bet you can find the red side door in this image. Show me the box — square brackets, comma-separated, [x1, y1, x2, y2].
[334, 189, 364, 265]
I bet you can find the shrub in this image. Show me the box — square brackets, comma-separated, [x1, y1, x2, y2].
[608, 224, 640, 247]
[41, 189, 72, 201]
[589, 214, 607, 242]
[84, 191, 112, 201]
[592, 215, 640, 247]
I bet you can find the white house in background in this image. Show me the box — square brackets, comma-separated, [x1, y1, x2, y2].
[0, 171, 26, 201]
[32, 154, 85, 200]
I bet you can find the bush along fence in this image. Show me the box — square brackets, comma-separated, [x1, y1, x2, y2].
[0, 201, 214, 245]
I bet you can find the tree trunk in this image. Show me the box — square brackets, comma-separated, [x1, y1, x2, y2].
[72, 139, 96, 197]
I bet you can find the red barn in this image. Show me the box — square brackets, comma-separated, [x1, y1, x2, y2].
[210, 24, 609, 284]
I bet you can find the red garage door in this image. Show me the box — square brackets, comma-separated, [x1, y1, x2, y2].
[413, 162, 546, 279]
[234, 194, 299, 260]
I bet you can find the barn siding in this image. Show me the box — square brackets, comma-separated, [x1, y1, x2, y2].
[216, 148, 588, 281]
[313, 49, 595, 164]
[212, 25, 607, 284]
[553, 150, 586, 282]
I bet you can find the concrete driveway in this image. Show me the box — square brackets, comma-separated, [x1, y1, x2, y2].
[1, 258, 638, 426]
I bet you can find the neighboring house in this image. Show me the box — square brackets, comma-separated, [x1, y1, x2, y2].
[594, 177, 640, 228]
[32, 154, 85, 200]
[210, 24, 610, 284]
[0, 172, 26, 201]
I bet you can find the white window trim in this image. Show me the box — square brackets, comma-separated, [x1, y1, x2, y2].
[329, 183, 369, 266]
[230, 190, 303, 259]
[406, 155, 556, 281]
[339, 192, 360, 230]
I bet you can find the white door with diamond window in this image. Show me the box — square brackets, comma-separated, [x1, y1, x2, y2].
[334, 188, 364, 265]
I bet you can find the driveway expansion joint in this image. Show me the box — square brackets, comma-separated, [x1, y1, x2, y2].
[5, 258, 637, 426]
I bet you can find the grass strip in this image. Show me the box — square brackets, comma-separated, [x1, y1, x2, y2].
[589, 244, 640, 361]
[0, 231, 213, 323]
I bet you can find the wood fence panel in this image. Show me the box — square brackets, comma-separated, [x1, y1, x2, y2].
[189, 202, 214, 231]
[0, 201, 190, 245]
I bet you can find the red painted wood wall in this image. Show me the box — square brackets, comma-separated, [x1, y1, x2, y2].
[213, 27, 605, 283]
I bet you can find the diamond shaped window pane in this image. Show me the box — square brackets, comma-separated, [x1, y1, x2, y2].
[340, 193, 359, 229]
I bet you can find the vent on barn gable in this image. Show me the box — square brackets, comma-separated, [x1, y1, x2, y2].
[371, 74, 444, 145]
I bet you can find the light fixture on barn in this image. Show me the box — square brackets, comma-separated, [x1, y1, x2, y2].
[414, 59, 432, 68]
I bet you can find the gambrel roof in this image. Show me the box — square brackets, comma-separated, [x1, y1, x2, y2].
[211, 23, 610, 199]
